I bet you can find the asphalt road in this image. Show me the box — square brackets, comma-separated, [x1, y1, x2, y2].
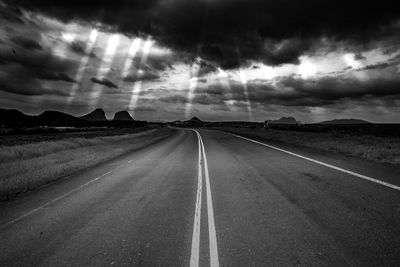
[1, 128, 400, 266]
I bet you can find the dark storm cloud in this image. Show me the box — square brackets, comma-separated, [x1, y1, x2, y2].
[274, 76, 400, 104]
[191, 74, 400, 108]
[0, 68, 68, 96]
[36, 71, 76, 82]
[193, 94, 225, 105]
[8, 0, 400, 67]
[132, 106, 157, 112]
[194, 57, 218, 77]
[198, 78, 207, 83]
[211, 105, 231, 112]
[354, 53, 367, 61]
[159, 95, 188, 104]
[10, 36, 43, 51]
[262, 39, 313, 66]
[122, 51, 180, 82]
[159, 92, 224, 105]
[0, 49, 74, 73]
[0, 81, 68, 96]
[0, 2, 24, 24]
[144, 52, 177, 71]
[123, 70, 160, 83]
[0, 43, 77, 96]
[90, 77, 118, 88]
[360, 63, 392, 71]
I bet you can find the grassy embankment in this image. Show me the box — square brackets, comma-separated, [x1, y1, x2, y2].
[215, 127, 400, 165]
[0, 127, 175, 200]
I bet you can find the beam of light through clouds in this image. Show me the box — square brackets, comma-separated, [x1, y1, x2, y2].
[218, 68, 230, 89]
[2, 0, 400, 123]
[67, 29, 98, 105]
[54, 33, 76, 58]
[239, 70, 254, 121]
[119, 38, 141, 88]
[217, 68, 233, 110]
[185, 57, 202, 119]
[128, 39, 153, 111]
[234, 40, 254, 121]
[89, 34, 120, 106]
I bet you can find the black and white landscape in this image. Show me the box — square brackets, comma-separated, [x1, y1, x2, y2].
[1, 0, 400, 266]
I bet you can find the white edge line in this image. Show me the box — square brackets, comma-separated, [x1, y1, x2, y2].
[3, 159, 137, 228]
[222, 131, 400, 191]
[197, 131, 220, 267]
[190, 133, 203, 267]
[1, 170, 113, 229]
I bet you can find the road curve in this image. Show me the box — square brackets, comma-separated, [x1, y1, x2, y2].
[1, 128, 400, 266]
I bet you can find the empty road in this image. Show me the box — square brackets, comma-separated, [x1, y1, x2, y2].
[1, 128, 400, 266]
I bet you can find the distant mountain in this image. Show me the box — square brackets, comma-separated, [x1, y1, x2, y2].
[38, 111, 78, 121]
[189, 117, 202, 122]
[80, 108, 107, 121]
[36, 111, 84, 126]
[112, 111, 134, 121]
[0, 107, 149, 128]
[0, 108, 32, 127]
[0, 109, 86, 127]
[318, 119, 371, 125]
[268, 117, 298, 124]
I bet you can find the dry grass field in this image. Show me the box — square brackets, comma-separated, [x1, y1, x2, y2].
[215, 127, 400, 166]
[0, 128, 175, 200]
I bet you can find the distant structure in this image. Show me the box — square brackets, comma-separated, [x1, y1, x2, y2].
[263, 120, 269, 131]
[268, 117, 298, 124]
[264, 117, 301, 130]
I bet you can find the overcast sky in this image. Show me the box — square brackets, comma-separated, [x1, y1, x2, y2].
[1, 0, 400, 122]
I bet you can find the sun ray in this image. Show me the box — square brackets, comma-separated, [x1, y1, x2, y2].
[239, 70, 254, 121]
[217, 67, 233, 110]
[118, 38, 141, 88]
[185, 57, 201, 119]
[55, 33, 76, 59]
[234, 35, 254, 121]
[67, 29, 98, 105]
[183, 18, 208, 119]
[128, 39, 153, 111]
[89, 34, 120, 106]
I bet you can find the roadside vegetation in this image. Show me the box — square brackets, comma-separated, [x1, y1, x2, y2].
[0, 126, 162, 146]
[215, 126, 400, 166]
[0, 127, 175, 200]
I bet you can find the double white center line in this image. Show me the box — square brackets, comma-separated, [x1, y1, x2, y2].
[190, 130, 220, 267]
